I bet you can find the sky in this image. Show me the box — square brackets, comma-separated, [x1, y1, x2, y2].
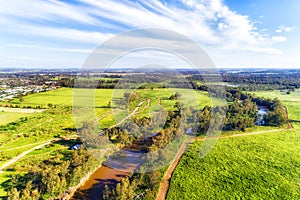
[0, 0, 299, 69]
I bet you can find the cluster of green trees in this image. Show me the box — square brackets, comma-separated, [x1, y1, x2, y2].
[104, 109, 183, 152]
[226, 89, 287, 126]
[150, 110, 183, 149]
[104, 127, 135, 146]
[253, 97, 287, 126]
[103, 170, 162, 200]
[196, 89, 287, 134]
[224, 98, 257, 131]
[6, 147, 100, 200]
[71, 78, 120, 89]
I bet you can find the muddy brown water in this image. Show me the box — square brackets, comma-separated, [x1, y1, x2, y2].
[71, 137, 152, 200]
[71, 165, 129, 200]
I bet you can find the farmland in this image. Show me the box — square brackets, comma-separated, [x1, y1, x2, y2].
[167, 90, 300, 199]
[9, 88, 114, 108]
[167, 128, 300, 199]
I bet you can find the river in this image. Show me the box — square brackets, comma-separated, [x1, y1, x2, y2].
[71, 137, 151, 199]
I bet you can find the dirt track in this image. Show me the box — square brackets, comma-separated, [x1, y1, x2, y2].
[105, 100, 145, 130]
[0, 138, 61, 173]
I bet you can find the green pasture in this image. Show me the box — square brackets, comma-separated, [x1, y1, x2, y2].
[0, 112, 32, 126]
[10, 88, 115, 108]
[167, 126, 300, 199]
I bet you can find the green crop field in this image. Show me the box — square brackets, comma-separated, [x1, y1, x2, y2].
[167, 128, 300, 199]
[0, 107, 76, 167]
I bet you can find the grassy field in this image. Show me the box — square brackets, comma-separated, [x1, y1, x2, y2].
[0, 139, 78, 197]
[0, 112, 32, 126]
[0, 107, 76, 174]
[167, 90, 300, 199]
[167, 128, 300, 199]
[10, 88, 114, 108]
[5, 87, 213, 128]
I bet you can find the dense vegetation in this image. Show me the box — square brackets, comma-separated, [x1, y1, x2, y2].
[95, 88, 288, 200]
[221, 69, 300, 91]
[5, 146, 101, 200]
[103, 169, 163, 200]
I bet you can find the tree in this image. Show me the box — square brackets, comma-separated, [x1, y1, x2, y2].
[20, 181, 33, 200]
[114, 178, 134, 200]
[7, 188, 20, 200]
[103, 185, 112, 200]
[19, 97, 24, 103]
[107, 101, 111, 108]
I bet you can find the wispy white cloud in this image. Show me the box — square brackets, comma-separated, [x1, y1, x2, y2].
[76, 0, 280, 54]
[275, 26, 295, 33]
[0, 17, 112, 44]
[272, 36, 287, 43]
[0, 0, 97, 24]
[0, 0, 293, 67]
[7, 43, 92, 53]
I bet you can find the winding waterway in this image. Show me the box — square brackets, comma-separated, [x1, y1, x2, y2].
[71, 137, 150, 199]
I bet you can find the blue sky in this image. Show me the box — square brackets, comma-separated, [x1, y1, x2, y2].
[0, 0, 299, 68]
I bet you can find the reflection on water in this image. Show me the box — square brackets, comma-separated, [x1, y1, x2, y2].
[255, 106, 268, 125]
[72, 138, 149, 200]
